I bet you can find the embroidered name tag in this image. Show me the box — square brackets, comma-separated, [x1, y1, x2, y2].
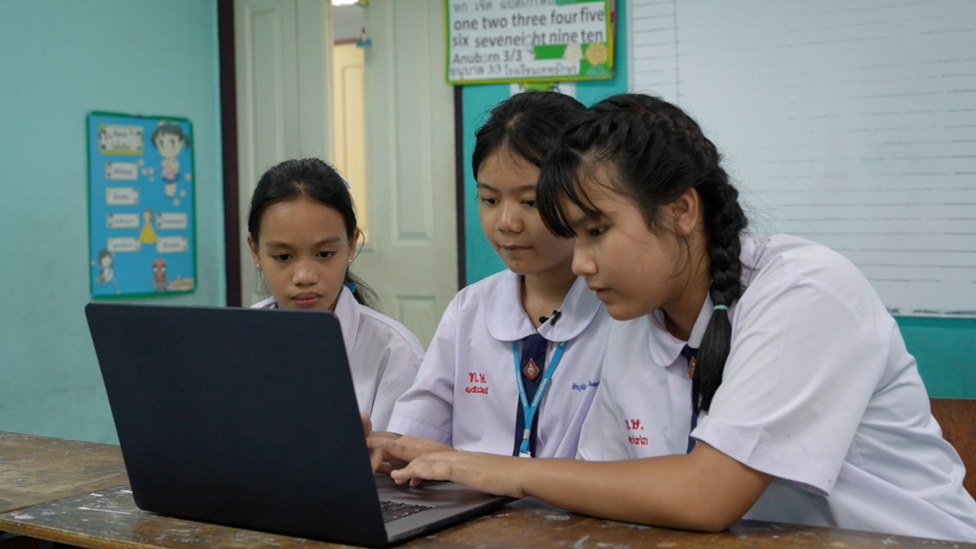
[571, 380, 600, 392]
[465, 372, 489, 395]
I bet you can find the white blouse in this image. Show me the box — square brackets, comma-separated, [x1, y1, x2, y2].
[388, 270, 611, 458]
[578, 234, 976, 542]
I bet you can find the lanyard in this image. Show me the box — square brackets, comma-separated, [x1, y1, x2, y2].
[512, 340, 567, 458]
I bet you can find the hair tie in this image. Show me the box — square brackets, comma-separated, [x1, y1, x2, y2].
[713, 305, 728, 311]
[344, 282, 358, 294]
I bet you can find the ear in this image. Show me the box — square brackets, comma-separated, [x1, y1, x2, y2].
[668, 188, 701, 237]
[347, 230, 361, 262]
[247, 234, 261, 268]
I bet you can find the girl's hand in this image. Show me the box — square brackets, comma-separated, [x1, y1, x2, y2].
[389, 451, 527, 498]
[367, 436, 455, 474]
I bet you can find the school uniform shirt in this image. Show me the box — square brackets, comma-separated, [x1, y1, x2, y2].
[577, 234, 976, 542]
[251, 286, 424, 431]
[387, 270, 611, 458]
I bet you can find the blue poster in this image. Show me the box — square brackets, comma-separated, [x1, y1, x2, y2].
[87, 112, 196, 298]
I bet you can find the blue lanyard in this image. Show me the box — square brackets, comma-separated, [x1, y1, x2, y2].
[512, 340, 567, 458]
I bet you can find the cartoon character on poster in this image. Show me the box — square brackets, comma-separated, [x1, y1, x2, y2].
[152, 258, 169, 292]
[151, 121, 190, 199]
[139, 208, 157, 244]
[93, 250, 121, 294]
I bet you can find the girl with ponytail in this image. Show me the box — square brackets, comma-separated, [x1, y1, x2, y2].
[247, 158, 424, 431]
[376, 94, 976, 542]
[372, 91, 611, 462]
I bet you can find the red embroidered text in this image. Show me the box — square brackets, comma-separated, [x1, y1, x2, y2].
[465, 372, 488, 395]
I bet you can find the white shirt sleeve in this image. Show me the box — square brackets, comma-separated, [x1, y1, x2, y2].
[366, 336, 424, 432]
[387, 299, 459, 444]
[694, 256, 889, 496]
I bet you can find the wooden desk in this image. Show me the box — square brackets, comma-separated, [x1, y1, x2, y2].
[0, 433, 971, 549]
[0, 432, 129, 514]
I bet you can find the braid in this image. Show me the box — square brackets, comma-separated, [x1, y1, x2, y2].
[652, 111, 748, 414]
[536, 93, 750, 415]
[694, 181, 748, 413]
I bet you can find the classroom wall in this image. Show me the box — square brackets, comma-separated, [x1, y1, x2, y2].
[460, 1, 973, 400]
[899, 318, 976, 399]
[0, 1, 225, 443]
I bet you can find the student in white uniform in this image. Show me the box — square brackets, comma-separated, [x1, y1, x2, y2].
[368, 92, 611, 462]
[247, 158, 424, 431]
[379, 94, 976, 542]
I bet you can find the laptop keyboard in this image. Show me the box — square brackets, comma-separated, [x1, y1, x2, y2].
[380, 500, 434, 523]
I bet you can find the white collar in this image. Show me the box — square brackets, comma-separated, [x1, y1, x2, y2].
[646, 294, 715, 368]
[332, 285, 361, 354]
[486, 271, 603, 343]
[645, 235, 760, 368]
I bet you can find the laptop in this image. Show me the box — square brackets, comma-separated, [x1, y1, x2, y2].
[85, 302, 510, 547]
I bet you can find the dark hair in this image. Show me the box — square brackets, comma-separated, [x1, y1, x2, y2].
[247, 158, 377, 309]
[538, 93, 748, 414]
[151, 121, 191, 149]
[472, 91, 586, 180]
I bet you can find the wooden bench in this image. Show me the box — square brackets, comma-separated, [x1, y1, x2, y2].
[931, 398, 976, 498]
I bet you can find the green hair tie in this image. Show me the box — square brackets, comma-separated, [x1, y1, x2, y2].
[713, 305, 729, 311]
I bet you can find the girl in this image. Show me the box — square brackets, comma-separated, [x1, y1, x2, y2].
[375, 91, 611, 461]
[248, 158, 424, 431]
[377, 94, 976, 542]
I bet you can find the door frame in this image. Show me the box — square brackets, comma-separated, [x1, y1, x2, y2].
[453, 86, 466, 290]
[218, 0, 242, 306]
[217, 0, 467, 304]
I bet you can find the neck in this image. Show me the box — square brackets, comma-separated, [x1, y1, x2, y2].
[521, 262, 577, 329]
[328, 287, 342, 312]
[661, 235, 712, 342]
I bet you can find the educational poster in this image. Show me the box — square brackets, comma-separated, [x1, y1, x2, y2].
[87, 112, 196, 298]
[446, 0, 614, 85]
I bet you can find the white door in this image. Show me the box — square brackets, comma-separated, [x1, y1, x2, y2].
[331, 43, 369, 241]
[234, 0, 456, 345]
[234, 0, 332, 306]
[355, 0, 458, 347]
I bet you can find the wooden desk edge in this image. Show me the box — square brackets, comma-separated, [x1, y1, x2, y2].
[0, 431, 129, 515]
[0, 515, 144, 549]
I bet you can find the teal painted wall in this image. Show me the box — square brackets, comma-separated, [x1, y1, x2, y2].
[0, 0, 225, 443]
[898, 318, 976, 399]
[460, 2, 975, 399]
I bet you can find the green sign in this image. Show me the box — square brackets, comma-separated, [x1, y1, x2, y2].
[446, 0, 614, 85]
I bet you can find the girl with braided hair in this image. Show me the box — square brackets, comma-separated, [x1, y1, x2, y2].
[376, 94, 976, 542]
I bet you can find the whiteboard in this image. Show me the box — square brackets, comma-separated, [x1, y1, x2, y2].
[628, 0, 976, 316]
